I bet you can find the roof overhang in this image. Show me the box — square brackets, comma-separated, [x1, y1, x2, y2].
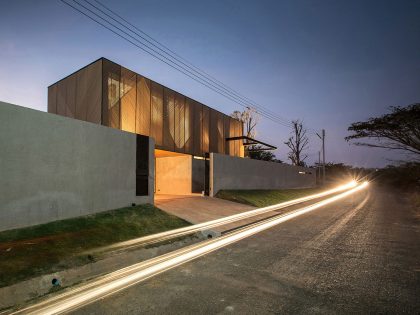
[225, 136, 277, 151]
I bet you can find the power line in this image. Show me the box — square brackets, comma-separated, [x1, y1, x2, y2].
[67, 0, 254, 112]
[87, 0, 293, 127]
[60, 0, 295, 128]
[90, 0, 293, 126]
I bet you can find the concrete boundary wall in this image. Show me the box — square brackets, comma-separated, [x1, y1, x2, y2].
[0, 102, 154, 232]
[210, 153, 316, 196]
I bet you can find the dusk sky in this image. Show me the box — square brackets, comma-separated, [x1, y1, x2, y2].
[1, 0, 419, 167]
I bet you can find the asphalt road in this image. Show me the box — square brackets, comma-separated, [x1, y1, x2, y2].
[74, 186, 420, 314]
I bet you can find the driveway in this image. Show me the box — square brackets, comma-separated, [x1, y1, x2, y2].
[155, 194, 258, 234]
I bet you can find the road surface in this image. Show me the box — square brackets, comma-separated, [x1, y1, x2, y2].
[74, 186, 419, 314]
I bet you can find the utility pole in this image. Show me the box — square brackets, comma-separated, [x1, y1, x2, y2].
[318, 151, 321, 184]
[316, 129, 326, 185]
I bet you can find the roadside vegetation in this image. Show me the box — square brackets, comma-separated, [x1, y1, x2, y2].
[374, 162, 420, 190]
[376, 162, 420, 215]
[0, 204, 190, 288]
[323, 162, 372, 185]
[324, 161, 420, 190]
[324, 161, 420, 215]
[344, 102, 419, 210]
[216, 188, 321, 207]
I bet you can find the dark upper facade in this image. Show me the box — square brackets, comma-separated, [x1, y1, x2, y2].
[48, 58, 244, 157]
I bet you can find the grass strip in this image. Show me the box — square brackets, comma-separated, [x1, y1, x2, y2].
[216, 188, 322, 207]
[0, 204, 190, 287]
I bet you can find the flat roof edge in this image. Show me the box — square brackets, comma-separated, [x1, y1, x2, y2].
[47, 57, 243, 124]
[47, 57, 105, 88]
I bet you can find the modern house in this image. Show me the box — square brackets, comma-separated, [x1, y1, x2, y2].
[0, 58, 316, 231]
[47, 58, 250, 195]
[47, 58, 246, 157]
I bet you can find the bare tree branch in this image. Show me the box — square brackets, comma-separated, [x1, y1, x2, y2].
[285, 120, 309, 166]
[231, 107, 260, 138]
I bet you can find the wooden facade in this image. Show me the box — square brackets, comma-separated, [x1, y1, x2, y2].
[48, 58, 244, 157]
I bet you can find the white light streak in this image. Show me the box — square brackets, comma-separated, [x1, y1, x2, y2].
[99, 181, 359, 252]
[14, 181, 368, 315]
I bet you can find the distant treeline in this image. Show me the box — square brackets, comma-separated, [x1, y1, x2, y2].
[324, 162, 420, 191]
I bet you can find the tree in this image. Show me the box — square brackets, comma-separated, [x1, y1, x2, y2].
[248, 145, 282, 162]
[285, 120, 309, 166]
[375, 162, 420, 190]
[230, 108, 279, 162]
[345, 103, 420, 156]
[231, 107, 259, 138]
[323, 162, 371, 183]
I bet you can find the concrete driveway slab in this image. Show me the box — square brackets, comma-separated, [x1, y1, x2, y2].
[155, 194, 268, 235]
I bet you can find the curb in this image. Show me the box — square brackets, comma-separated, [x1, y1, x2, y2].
[0, 234, 203, 311]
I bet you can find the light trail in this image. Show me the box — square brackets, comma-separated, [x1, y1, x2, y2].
[13, 181, 368, 315]
[95, 181, 358, 252]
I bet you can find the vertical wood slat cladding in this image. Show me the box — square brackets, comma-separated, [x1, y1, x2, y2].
[48, 58, 245, 157]
[209, 109, 218, 153]
[163, 88, 175, 151]
[223, 116, 230, 155]
[76, 67, 88, 121]
[229, 117, 236, 155]
[236, 120, 241, 156]
[150, 81, 163, 147]
[184, 98, 193, 153]
[85, 60, 102, 124]
[49, 60, 102, 123]
[233, 119, 243, 157]
[211, 111, 223, 154]
[217, 112, 224, 154]
[120, 67, 136, 132]
[180, 95, 185, 152]
[102, 59, 121, 129]
[56, 80, 66, 116]
[65, 74, 76, 118]
[202, 106, 210, 154]
[54, 74, 76, 118]
[136, 76, 150, 137]
[175, 93, 185, 153]
[192, 101, 202, 156]
[239, 121, 244, 157]
[47, 85, 57, 114]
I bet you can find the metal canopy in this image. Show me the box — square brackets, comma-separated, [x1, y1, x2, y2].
[225, 136, 277, 151]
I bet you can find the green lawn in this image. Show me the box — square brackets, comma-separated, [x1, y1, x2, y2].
[216, 188, 322, 207]
[0, 204, 190, 287]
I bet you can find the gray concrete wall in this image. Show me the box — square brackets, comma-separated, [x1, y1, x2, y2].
[0, 102, 154, 232]
[210, 153, 316, 196]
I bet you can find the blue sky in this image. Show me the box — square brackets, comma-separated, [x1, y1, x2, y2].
[1, 0, 419, 167]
